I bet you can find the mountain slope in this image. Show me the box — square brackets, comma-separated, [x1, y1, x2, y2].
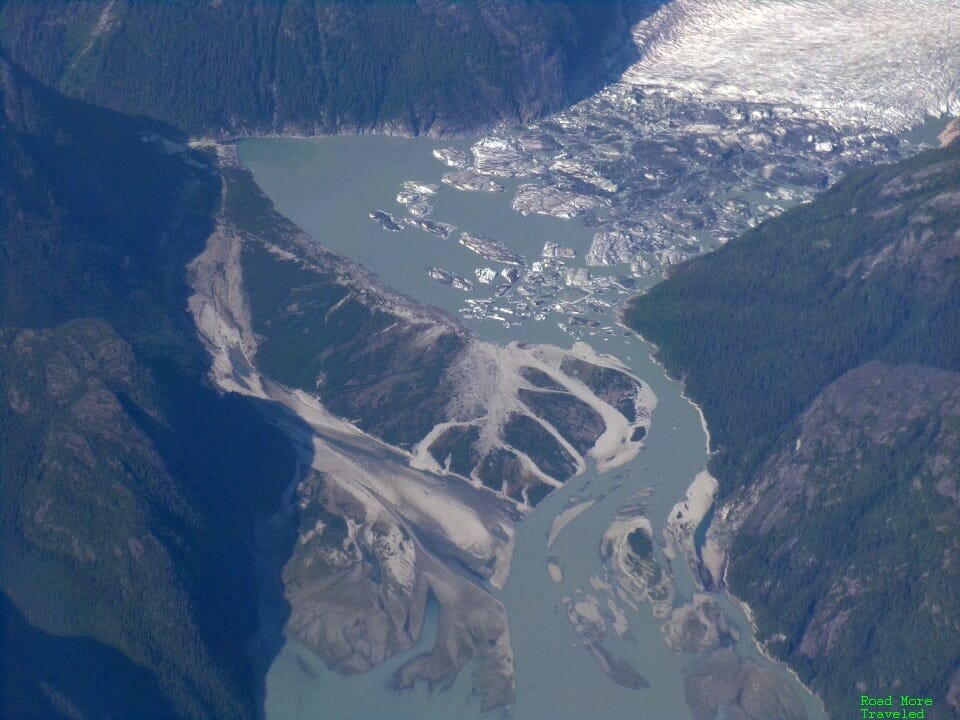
[181, 154, 656, 707]
[0, 48, 655, 715]
[0, 55, 297, 719]
[723, 361, 960, 717]
[624, 143, 960, 718]
[0, 0, 650, 137]
[625, 142, 960, 498]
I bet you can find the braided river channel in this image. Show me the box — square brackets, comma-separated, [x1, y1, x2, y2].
[240, 135, 828, 720]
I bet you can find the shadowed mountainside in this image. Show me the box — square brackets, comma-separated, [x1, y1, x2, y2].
[0, 0, 653, 138]
[0, 55, 299, 719]
[1, 47, 654, 715]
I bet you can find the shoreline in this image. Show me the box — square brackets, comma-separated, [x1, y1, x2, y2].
[726, 586, 830, 718]
[187, 79, 959, 148]
[617, 314, 828, 718]
[615, 316, 713, 457]
[225, 126, 832, 717]
[189, 121, 499, 147]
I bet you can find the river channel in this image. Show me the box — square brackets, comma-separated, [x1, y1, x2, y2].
[239, 135, 828, 720]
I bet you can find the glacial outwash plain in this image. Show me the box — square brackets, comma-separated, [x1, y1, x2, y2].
[1, 1, 959, 719]
[188, 151, 657, 709]
[235, 2, 960, 717]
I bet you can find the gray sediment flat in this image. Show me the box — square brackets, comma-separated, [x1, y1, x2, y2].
[240, 135, 826, 720]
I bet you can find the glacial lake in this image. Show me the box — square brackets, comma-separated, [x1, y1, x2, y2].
[239, 135, 828, 720]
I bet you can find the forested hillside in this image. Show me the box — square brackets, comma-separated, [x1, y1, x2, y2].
[0, 0, 648, 137]
[726, 361, 960, 719]
[0, 55, 297, 719]
[625, 142, 960, 498]
[624, 142, 960, 718]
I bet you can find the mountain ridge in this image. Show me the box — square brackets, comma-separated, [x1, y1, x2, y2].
[0, 0, 652, 138]
[0, 53, 300, 719]
[624, 140, 960, 719]
[1, 51, 656, 716]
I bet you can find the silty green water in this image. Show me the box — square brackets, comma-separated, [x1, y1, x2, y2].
[239, 136, 827, 720]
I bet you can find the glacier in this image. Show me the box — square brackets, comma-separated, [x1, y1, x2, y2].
[624, 0, 960, 131]
[443, 0, 960, 282]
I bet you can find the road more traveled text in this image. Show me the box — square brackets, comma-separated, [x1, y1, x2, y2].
[861, 695, 934, 719]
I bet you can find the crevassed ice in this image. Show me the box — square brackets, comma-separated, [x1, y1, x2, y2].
[625, 0, 960, 132]
[447, 0, 960, 330]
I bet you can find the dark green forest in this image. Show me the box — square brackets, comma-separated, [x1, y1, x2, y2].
[624, 142, 960, 719]
[0, 4, 652, 712]
[0, 0, 649, 137]
[3, 0, 959, 715]
[625, 143, 960, 499]
[0, 55, 297, 719]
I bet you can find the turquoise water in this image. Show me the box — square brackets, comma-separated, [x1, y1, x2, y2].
[240, 136, 827, 720]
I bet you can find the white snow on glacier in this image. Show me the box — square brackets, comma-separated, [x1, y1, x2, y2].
[448, 0, 960, 283]
[625, 0, 960, 132]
